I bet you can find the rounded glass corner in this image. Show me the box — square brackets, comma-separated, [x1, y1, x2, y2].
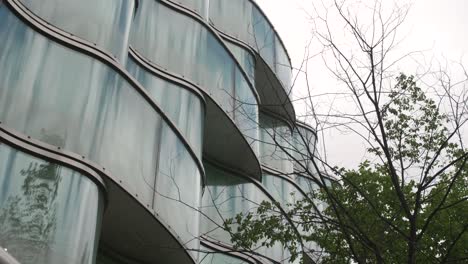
[208, 0, 293, 96]
[0, 6, 202, 258]
[200, 162, 290, 263]
[0, 144, 103, 264]
[259, 113, 294, 173]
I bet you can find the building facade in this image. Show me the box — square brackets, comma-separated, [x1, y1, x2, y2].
[0, 0, 326, 263]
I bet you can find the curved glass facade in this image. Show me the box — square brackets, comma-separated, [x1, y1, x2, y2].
[126, 57, 205, 157]
[262, 174, 302, 208]
[0, 0, 317, 263]
[293, 125, 318, 175]
[19, 0, 135, 62]
[263, 174, 319, 263]
[0, 5, 201, 258]
[224, 41, 255, 84]
[259, 113, 293, 173]
[201, 163, 287, 263]
[0, 144, 103, 264]
[176, 0, 209, 18]
[130, 0, 259, 154]
[209, 0, 292, 93]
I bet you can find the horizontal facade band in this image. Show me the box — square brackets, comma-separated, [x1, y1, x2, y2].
[165, 0, 297, 123]
[0, 123, 107, 201]
[201, 159, 306, 263]
[155, 0, 261, 104]
[17, 0, 136, 62]
[3, 0, 205, 179]
[129, 47, 263, 180]
[0, 128, 104, 264]
[0, 124, 198, 264]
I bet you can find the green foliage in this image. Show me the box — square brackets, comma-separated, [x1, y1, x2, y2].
[226, 74, 468, 263]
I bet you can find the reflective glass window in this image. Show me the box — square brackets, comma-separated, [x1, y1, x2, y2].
[275, 37, 292, 94]
[293, 126, 318, 175]
[209, 0, 293, 97]
[208, 0, 253, 43]
[252, 7, 275, 68]
[0, 144, 103, 264]
[130, 0, 259, 151]
[234, 69, 260, 155]
[0, 7, 201, 257]
[126, 58, 205, 157]
[262, 174, 308, 264]
[20, 0, 135, 62]
[259, 114, 293, 173]
[262, 174, 302, 208]
[153, 125, 202, 255]
[200, 163, 286, 262]
[225, 41, 255, 84]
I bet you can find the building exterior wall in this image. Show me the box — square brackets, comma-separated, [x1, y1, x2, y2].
[0, 0, 323, 263]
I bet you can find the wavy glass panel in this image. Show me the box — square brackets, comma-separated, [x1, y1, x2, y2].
[20, 0, 134, 62]
[234, 69, 260, 155]
[131, 0, 259, 151]
[127, 58, 204, 157]
[200, 163, 286, 262]
[209, 0, 292, 95]
[0, 7, 201, 256]
[259, 114, 293, 173]
[252, 7, 275, 68]
[293, 126, 318, 175]
[275, 36, 292, 93]
[225, 41, 255, 83]
[208, 0, 253, 43]
[0, 144, 103, 264]
[262, 174, 312, 264]
[176, 0, 209, 18]
[153, 125, 202, 256]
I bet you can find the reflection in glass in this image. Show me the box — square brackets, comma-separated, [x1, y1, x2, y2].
[126, 58, 205, 157]
[131, 0, 259, 153]
[209, 0, 292, 92]
[259, 113, 293, 173]
[293, 126, 318, 175]
[19, 0, 135, 62]
[0, 7, 202, 258]
[224, 41, 255, 84]
[200, 163, 287, 262]
[0, 144, 103, 264]
[262, 174, 311, 263]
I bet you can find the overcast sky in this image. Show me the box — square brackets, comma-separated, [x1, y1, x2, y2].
[257, 0, 468, 168]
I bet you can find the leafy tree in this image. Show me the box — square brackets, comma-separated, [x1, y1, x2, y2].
[226, 73, 468, 263]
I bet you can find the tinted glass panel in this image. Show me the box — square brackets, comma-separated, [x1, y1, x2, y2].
[209, 0, 292, 96]
[293, 126, 318, 175]
[131, 0, 259, 152]
[127, 58, 204, 157]
[0, 144, 103, 264]
[20, 0, 134, 62]
[225, 41, 255, 84]
[201, 163, 285, 262]
[259, 114, 293, 173]
[0, 7, 201, 257]
[262, 174, 305, 264]
[209, 0, 253, 43]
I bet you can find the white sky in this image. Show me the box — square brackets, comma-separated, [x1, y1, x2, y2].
[257, 0, 468, 168]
